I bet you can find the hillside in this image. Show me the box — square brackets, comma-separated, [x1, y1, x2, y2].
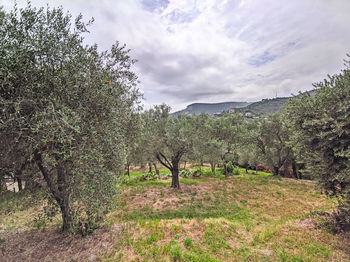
[172, 93, 313, 118]
[172, 102, 251, 116]
[233, 97, 290, 117]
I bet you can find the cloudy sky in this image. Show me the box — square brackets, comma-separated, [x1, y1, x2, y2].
[2, 0, 350, 111]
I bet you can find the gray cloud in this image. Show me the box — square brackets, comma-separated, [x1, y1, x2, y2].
[3, 0, 350, 111]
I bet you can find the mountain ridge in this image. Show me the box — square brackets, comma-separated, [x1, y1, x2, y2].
[171, 101, 251, 116]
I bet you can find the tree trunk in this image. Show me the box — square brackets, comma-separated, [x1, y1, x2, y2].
[183, 161, 187, 169]
[210, 162, 216, 174]
[153, 163, 159, 177]
[200, 160, 204, 166]
[224, 162, 228, 178]
[273, 166, 279, 176]
[127, 164, 130, 177]
[171, 159, 180, 189]
[59, 196, 72, 232]
[245, 165, 248, 174]
[34, 151, 73, 232]
[56, 160, 73, 232]
[292, 160, 298, 179]
[0, 177, 6, 192]
[155, 152, 182, 189]
[17, 177, 23, 191]
[255, 166, 258, 174]
[171, 168, 180, 189]
[148, 162, 152, 173]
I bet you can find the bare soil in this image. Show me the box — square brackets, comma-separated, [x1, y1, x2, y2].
[0, 225, 122, 262]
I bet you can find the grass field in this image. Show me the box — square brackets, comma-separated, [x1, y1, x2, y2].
[1, 168, 349, 262]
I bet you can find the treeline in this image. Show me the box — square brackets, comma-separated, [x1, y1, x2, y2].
[1, 3, 349, 233]
[128, 106, 298, 189]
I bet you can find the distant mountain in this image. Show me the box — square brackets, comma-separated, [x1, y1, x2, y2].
[232, 97, 290, 117]
[172, 90, 316, 118]
[172, 102, 251, 116]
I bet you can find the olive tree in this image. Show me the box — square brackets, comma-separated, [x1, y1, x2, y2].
[191, 115, 224, 173]
[146, 105, 195, 189]
[0, 4, 140, 232]
[255, 115, 293, 176]
[285, 58, 350, 229]
[211, 114, 243, 177]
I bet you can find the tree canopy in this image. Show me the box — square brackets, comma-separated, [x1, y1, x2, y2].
[0, 3, 140, 232]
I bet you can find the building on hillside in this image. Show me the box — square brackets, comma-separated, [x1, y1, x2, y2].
[245, 111, 253, 118]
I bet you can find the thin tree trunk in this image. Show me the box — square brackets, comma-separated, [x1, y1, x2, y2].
[210, 162, 216, 173]
[0, 177, 6, 192]
[224, 162, 228, 178]
[183, 161, 186, 169]
[245, 165, 248, 174]
[292, 160, 298, 179]
[148, 162, 152, 173]
[153, 163, 159, 177]
[273, 166, 279, 176]
[17, 177, 23, 191]
[127, 164, 130, 177]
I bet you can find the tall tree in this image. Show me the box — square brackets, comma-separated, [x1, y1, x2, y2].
[254, 115, 292, 176]
[211, 114, 242, 177]
[0, 4, 140, 232]
[286, 57, 350, 228]
[146, 105, 195, 188]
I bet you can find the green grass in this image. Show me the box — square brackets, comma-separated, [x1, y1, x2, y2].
[102, 168, 349, 262]
[1, 167, 349, 262]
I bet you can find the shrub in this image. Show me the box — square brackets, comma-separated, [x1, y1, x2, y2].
[179, 169, 192, 178]
[183, 237, 193, 248]
[170, 245, 183, 261]
[226, 161, 234, 174]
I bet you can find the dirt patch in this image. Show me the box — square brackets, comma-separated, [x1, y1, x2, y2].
[0, 225, 122, 262]
[122, 183, 213, 212]
[294, 218, 316, 229]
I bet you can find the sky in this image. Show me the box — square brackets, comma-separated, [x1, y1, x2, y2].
[2, 0, 350, 112]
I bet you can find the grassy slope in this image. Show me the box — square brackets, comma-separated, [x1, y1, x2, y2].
[101, 169, 349, 262]
[1, 169, 349, 262]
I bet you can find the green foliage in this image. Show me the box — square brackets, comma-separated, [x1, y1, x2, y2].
[226, 161, 234, 174]
[179, 169, 192, 178]
[140, 171, 159, 181]
[170, 245, 183, 261]
[33, 214, 47, 230]
[183, 237, 193, 248]
[0, 189, 43, 214]
[285, 56, 350, 230]
[0, 3, 140, 233]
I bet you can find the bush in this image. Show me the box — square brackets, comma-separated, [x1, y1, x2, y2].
[226, 161, 234, 174]
[140, 172, 159, 181]
[179, 169, 192, 178]
[183, 237, 193, 248]
[192, 166, 203, 177]
[170, 245, 183, 261]
[233, 168, 240, 175]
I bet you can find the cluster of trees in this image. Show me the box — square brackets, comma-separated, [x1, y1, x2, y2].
[1, 3, 349, 233]
[0, 4, 140, 233]
[125, 106, 299, 189]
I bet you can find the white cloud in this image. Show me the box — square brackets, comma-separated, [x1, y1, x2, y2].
[2, 0, 350, 111]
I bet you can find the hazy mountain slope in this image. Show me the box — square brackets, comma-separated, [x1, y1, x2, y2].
[234, 97, 290, 116]
[172, 102, 251, 116]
